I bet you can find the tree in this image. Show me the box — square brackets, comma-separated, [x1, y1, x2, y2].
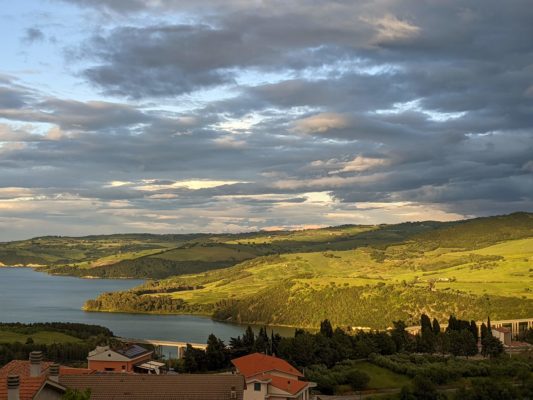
[461, 329, 478, 358]
[412, 376, 441, 400]
[391, 320, 409, 352]
[470, 320, 479, 343]
[271, 331, 282, 356]
[320, 319, 334, 338]
[419, 314, 436, 353]
[481, 335, 504, 358]
[435, 331, 449, 355]
[206, 334, 227, 370]
[421, 314, 432, 333]
[447, 315, 458, 332]
[432, 318, 441, 335]
[453, 378, 518, 400]
[345, 369, 370, 390]
[253, 327, 270, 354]
[480, 323, 488, 340]
[447, 329, 476, 357]
[242, 326, 255, 350]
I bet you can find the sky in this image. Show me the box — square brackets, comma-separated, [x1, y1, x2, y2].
[0, 0, 532, 241]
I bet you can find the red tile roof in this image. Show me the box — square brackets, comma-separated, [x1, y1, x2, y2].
[59, 367, 93, 376]
[0, 360, 93, 400]
[231, 353, 303, 378]
[0, 361, 48, 400]
[261, 374, 309, 395]
[60, 374, 246, 400]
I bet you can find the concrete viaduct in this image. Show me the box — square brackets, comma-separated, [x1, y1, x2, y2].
[117, 337, 207, 359]
[406, 317, 533, 338]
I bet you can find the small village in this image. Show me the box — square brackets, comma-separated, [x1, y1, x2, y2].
[1, 316, 531, 400]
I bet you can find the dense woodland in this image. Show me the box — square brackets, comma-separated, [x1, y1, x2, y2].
[0, 323, 114, 367]
[178, 315, 533, 398]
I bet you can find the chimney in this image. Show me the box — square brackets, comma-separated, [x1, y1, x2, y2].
[29, 351, 43, 377]
[7, 375, 20, 400]
[49, 363, 60, 382]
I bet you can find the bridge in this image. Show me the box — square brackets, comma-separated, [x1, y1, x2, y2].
[117, 337, 208, 358]
[406, 317, 533, 338]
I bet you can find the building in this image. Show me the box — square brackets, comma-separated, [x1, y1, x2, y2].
[87, 344, 154, 373]
[59, 374, 245, 400]
[231, 353, 313, 400]
[0, 351, 92, 400]
[1, 352, 245, 400]
[492, 327, 512, 346]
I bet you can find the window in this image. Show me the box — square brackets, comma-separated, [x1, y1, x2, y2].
[254, 382, 261, 391]
[104, 368, 115, 371]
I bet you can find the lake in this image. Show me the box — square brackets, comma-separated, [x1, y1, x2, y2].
[0, 268, 294, 347]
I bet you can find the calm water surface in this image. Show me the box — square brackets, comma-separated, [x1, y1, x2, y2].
[0, 268, 294, 345]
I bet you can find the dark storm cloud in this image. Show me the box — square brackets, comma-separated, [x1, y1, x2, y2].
[1, 0, 532, 240]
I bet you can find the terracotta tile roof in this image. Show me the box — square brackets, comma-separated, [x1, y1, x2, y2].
[59, 367, 93, 375]
[231, 353, 303, 378]
[0, 361, 49, 400]
[60, 374, 245, 400]
[0, 360, 94, 400]
[259, 374, 309, 395]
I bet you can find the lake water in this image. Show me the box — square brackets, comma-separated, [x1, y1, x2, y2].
[0, 268, 294, 348]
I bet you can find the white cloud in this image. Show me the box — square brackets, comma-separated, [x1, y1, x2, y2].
[292, 113, 350, 134]
[362, 14, 420, 44]
[332, 155, 391, 174]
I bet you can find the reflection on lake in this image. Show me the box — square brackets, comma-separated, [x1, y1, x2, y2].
[0, 268, 294, 346]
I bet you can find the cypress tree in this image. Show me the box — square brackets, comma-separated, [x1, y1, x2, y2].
[432, 318, 440, 335]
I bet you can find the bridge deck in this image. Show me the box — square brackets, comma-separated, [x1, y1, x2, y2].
[117, 337, 207, 349]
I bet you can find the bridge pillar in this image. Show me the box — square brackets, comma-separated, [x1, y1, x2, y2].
[177, 346, 186, 359]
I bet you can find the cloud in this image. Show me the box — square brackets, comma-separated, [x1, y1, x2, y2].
[333, 156, 391, 173]
[362, 14, 420, 45]
[0, 0, 532, 239]
[292, 113, 350, 134]
[22, 27, 45, 44]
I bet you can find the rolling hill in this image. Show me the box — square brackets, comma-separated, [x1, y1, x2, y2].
[75, 212, 533, 328]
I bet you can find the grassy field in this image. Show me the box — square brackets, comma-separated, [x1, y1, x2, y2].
[0, 330, 81, 344]
[2, 212, 532, 328]
[355, 361, 412, 389]
[150, 236, 533, 304]
[88, 234, 533, 327]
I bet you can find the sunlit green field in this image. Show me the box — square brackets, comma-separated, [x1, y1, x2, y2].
[354, 361, 412, 389]
[160, 238, 533, 305]
[0, 330, 81, 344]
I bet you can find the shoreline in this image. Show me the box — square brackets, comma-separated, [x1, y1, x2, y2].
[0, 265, 144, 280]
[82, 307, 316, 331]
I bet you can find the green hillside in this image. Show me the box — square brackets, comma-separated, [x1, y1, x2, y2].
[81, 213, 533, 328]
[0, 220, 450, 278]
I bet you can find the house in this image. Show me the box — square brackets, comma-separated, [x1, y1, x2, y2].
[87, 344, 154, 373]
[0, 351, 92, 400]
[2, 352, 246, 400]
[59, 374, 245, 400]
[231, 353, 313, 400]
[492, 327, 512, 346]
